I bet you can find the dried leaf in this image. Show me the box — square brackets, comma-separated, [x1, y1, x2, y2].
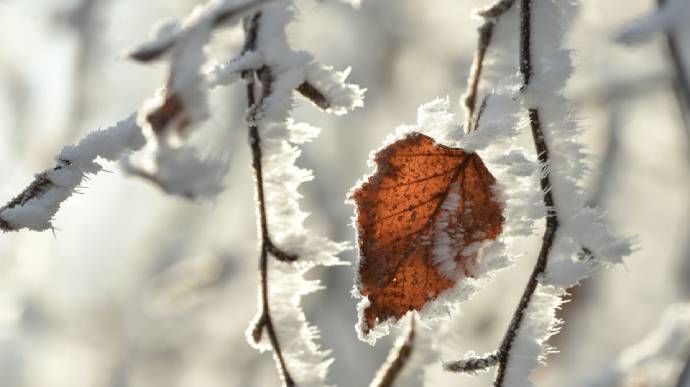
[352, 132, 503, 334]
[146, 91, 190, 135]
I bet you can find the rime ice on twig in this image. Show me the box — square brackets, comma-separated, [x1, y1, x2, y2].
[444, 351, 500, 374]
[493, 0, 630, 385]
[238, 4, 363, 386]
[0, 116, 145, 231]
[128, 0, 276, 62]
[464, 0, 516, 132]
[439, 0, 630, 384]
[126, 0, 364, 200]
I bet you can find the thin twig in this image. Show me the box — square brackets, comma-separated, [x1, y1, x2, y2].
[494, 109, 559, 386]
[518, 0, 532, 91]
[243, 12, 297, 387]
[494, 1, 560, 385]
[464, 0, 517, 132]
[371, 317, 416, 387]
[444, 351, 499, 373]
[464, 20, 495, 132]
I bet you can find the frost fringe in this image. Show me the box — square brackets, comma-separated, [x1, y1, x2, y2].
[238, 4, 363, 387]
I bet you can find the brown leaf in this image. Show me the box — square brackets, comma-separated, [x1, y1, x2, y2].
[352, 132, 504, 334]
[146, 91, 191, 136]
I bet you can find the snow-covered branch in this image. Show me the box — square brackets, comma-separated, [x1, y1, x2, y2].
[0, 115, 144, 232]
[236, 4, 363, 386]
[442, 0, 631, 385]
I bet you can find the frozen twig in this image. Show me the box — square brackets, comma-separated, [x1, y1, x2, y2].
[239, 6, 362, 385]
[0, 115, 145, 232]
[129, 0, 276, 62]
[0, 1, 360, 234]
[494, 108, 558, 387]
[444, 351, 500, 374]
[493, 2, 559, 385]
[242, 13, 297, 386]
[464, 0, 517, 131]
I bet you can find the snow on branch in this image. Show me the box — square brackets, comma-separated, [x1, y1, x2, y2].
[124, 0, 363, 200]
[438, 0, 631, 385]
[493, 0, 631, 385]
[0, 115, 144, 232]
[237, 4, 363, 386]
[0, 0, 364, 231]
[128, 0, 277, 62]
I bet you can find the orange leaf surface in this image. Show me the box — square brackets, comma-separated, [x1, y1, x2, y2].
[352, 132, 504, 334]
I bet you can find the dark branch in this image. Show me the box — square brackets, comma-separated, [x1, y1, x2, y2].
[444, 351, 499, 373]
[371, 317, 416, 387]
[493, 109, 559, 387]
[297, 82, 331, 110]
[243, 12, 297, 387]
[494, 2, 560, 384]
[518, 0, 532, 91]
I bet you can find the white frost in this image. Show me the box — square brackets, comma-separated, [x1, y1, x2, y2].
[0, 116, 145, 231]
[352, 96, 534, 344]
[240, 4, 362, 386]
